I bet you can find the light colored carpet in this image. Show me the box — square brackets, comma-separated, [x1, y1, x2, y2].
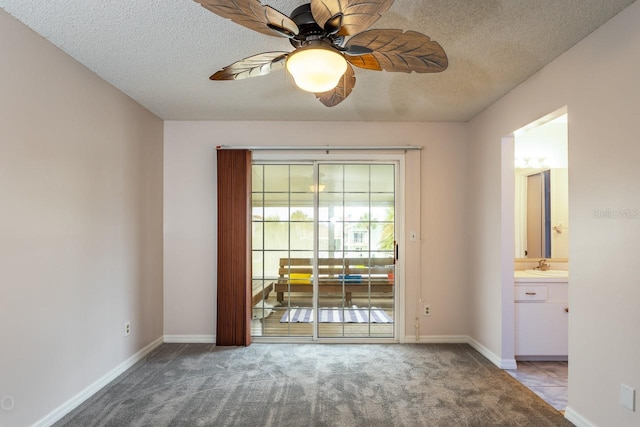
[55, 343, 573, 426]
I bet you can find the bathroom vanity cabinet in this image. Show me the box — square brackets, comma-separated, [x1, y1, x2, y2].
[514, 273, 568, 360]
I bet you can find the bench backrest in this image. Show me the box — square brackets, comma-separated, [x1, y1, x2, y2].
[278, 257, 394, 280]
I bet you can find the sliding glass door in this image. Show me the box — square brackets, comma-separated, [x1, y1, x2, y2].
[251, 164, 315, 337]
[316, 164, 395, 338]
[251, 161, 396, 340]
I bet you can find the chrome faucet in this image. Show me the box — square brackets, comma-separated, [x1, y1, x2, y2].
[535, 259, 550, 271]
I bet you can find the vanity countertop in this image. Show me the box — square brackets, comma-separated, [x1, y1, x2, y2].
[515, 270, 569, 283]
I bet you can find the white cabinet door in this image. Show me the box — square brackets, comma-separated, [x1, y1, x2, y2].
[515, 302, 568, 356]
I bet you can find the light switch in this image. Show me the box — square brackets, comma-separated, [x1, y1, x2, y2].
[409, 231, 417, 241]
[621, 384, 636, 411]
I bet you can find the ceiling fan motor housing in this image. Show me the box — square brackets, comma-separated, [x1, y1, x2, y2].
[289, 3, 344, 49]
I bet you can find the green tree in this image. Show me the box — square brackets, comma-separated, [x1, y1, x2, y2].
[356, 212, 377, 231]
[290, 210, 311, 221]
[378, 209, 395, 250]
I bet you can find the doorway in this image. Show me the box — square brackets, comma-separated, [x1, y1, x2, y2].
[502, 109, 569, 411]
[251, 160, 399, 341]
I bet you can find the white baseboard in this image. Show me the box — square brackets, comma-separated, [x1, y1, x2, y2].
[401, 335, 517, 369]
[33, 336, 164, 427]
[467, 336, 517, 369]
[564, 406, 597, 427]
[402, 335, 469, 344]
[164, 335, 216, 343]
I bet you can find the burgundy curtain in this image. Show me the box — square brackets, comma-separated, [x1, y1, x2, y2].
[216, 149, 251, 346]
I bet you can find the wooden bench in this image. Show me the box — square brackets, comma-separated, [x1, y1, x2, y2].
[252, 280, 274, 306]
[273, 257, 395, 305]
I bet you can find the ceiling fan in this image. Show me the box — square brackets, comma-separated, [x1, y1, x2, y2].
[195, 0, 448, 107]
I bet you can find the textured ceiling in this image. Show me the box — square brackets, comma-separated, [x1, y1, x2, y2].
[0, 0, 636, 121]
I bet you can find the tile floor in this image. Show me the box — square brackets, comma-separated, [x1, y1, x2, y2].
[506, 361, 568, 411]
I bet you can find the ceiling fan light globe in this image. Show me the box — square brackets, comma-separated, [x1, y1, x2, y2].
[286, 48, 347, 93]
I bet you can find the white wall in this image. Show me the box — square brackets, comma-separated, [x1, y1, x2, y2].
[468, 2, 640, 426]
[163, 121, 469, 340]
[0, 10, 164, 426]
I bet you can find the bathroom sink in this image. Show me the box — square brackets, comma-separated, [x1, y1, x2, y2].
[524, 269, 569, 277]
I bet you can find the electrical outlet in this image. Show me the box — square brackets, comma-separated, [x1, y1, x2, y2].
[621, 384, 636, 411]
[423, 305, 431, 316]
[124, 321, 131, 336]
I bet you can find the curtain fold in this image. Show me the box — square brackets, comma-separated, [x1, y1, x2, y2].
[216, 149, 251, 346]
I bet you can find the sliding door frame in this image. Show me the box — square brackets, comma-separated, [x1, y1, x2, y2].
[251, 152, 406, 344]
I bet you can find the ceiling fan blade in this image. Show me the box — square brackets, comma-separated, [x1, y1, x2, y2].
[310, 0, 393, 36]
[342, 45, 373, 56]
[323, 13, 343, 35]
[315, 63, 356, 107]
[195, 0, 299, 38]
[345, 29, 448, 73]
[210, 52, 288, 80]
[346, 54, 382, 71]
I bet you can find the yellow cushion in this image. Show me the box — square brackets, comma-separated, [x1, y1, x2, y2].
[289, 273, 311, 285]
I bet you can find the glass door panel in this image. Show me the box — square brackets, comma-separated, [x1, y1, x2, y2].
[317, 164, 395, 338]
[251, 164, 314, 338]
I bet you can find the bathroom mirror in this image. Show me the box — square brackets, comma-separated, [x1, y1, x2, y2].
[515, 169, 548, 257]
[514, 113, 568, 260]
